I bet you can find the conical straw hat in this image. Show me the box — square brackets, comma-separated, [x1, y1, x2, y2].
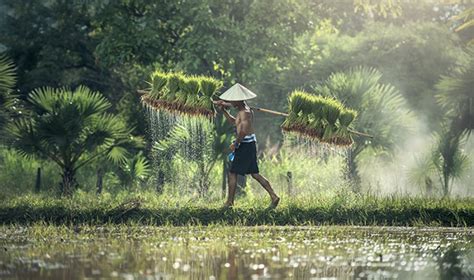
[219, 83, 257, 101]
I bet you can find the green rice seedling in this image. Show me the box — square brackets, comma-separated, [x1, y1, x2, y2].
[143, 72, 222, 119]
[164, 73, 182, 102]
[307, 116, 324, 139]
[288, 91, 306, 113]
[294, 92, 314, 130]
[198, 76, 222, 115]
[150, 71, 168, 98]
[331, 109, 357, 145]
[300, 95, 314, 115]
[283, 91, 330, 138]
[322, 123, 336, 141]
[281, 111, 298, 131]
[174, 75, 189, 107]
[200, 77, 222, 98]
[323, 99, 342, 125]
[184, 76, 201, 112]
[311, 96, 326, 120]
[338, 109, 357, 127]
[282, 91, 356, 145]
[308, 96, 327, 138]
[282, 91, 304, 130]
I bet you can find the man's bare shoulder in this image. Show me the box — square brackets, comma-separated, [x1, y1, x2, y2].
[238, 110, 252, 120]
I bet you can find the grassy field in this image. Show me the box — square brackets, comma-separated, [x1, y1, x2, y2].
[1, 191, 473, 227]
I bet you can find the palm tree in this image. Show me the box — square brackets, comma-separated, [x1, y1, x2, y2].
[0, 54, 17, 140]
[436, 47, 474, 135]
[429, 47, 473, 196]
[114, 151, 151, 190]
[432, 126, 469, 197]
[314, 67, 413, 191]
[10, 86, 143, 195]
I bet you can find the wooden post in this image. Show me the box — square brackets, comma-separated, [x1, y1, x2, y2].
[286, 171, 293, 196]
[96, 168, 103, 195]
[222, 159, 227, 199]
[236, 175, 247, 197]
[35, 167, 41, 193]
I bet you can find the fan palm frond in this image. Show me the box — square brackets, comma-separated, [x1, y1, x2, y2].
[0, 54, 17, 136]
[0, 54, 16, 94]
[436, 47, 474, 132]
[12, 85, 139, 195]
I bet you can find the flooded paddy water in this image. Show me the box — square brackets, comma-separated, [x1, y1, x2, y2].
[0, 226, 472, 279]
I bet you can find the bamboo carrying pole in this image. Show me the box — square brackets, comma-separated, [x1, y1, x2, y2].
[252, 107, 289, 117]
[138, 89, 373, 138]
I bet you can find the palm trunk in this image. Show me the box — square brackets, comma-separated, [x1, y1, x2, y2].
[443, 170, 449, 197]
[96, 168, 103, 195]
[60, 166, 77, 196]
[346, 148, 361, 193]
[35, 167, 41, 193]
[198, 162, 208, 197]
[221, 159, 227, 199]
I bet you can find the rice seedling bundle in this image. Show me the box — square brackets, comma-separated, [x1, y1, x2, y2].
[183, 77, 201, 108]
[198, 77, 223, 114]
[165, 73, 181, 102]
[281, 90, 357, 146]
[141, 71, 222, 119]
[331, 108, 358, 146]
[174, 75, 189, 107]
[150, 71, 168, 99]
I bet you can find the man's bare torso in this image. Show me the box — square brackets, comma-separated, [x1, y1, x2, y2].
[235, 108, 255, 137]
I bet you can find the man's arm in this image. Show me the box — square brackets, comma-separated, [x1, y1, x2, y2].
[222, 109, 236, 125]
[213, 100, 235, 124]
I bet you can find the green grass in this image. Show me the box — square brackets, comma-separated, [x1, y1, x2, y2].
[1, 191, 473, 227]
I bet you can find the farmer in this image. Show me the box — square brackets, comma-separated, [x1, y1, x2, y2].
[213, 83, 280, 209]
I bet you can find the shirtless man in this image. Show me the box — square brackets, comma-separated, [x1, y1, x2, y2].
[214, 99, 280, 209]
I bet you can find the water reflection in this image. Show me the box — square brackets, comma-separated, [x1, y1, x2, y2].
[0, 226, 472, 279]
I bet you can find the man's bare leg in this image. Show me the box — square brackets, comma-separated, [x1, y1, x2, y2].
[251, 173, 280, 207]
[225, 172, 238, 207]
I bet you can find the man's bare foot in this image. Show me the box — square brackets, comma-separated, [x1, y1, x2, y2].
[269, 196, 280, 209]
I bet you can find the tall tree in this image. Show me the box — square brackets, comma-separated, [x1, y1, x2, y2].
[432, 126, 469, 197]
